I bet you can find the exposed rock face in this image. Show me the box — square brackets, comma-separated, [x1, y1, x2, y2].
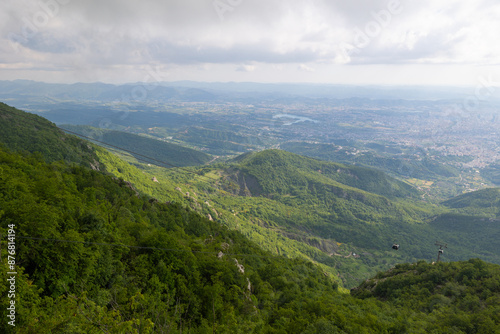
[224, 169, 263, 197]
[89, 159, 100, 171]
[234, 259, 245, 274]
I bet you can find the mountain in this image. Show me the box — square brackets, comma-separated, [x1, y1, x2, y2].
[0, 143, 339, 332]
[481, 164, 500, 185]
[0, 102, 100, 166]
[137, 148, 500, 287]
[1, 101, 500, 332]
[60, 125, 212, 168]
[231, 149, 419, 199]
[0, 80, 216, 102]
[0, 80, 481, 101]
[3, 139, 498, 332]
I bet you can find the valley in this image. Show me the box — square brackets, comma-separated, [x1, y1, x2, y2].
[3, 80, 499, 201]
[1, 90, 500, 331]
[3, 0, 500, 331]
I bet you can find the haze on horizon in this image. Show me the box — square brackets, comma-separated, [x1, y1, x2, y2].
[1, 0, 499, 87]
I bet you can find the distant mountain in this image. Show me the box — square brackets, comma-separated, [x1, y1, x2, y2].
[0, 80, 216, 103]
[60, 125, 212, 168]
[1, 79, 491, 103]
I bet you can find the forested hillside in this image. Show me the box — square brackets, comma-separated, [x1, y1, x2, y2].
[97, 141, 500, 288]
[281, 141, 460, 181]
[2, 130, 500, 333]
[0, 102, 100, 166]
[60, 124, 212, 168]
[2, 102, 500, 332]
[232, 149, 419, 199]
[0, 145, 339, 332]
[442, 188, 500, 217]
[352, 259, 500, 333]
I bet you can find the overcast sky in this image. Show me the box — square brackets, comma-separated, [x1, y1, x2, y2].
[1, 0, 499, 85]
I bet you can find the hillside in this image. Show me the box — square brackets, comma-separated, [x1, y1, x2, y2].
[1, 101, 500, 332]
[281, 141, 460, 180]
[60, 125, 212, 168]
[0, 131, 500, 334]
[1, 141, 499, 332]
[232, 149, 419, 199]
[136, 150, 435, 287]
[133, 149, 500, 287]
[442, 187, 500, 217]
[352, 259, 500, 333]
[4, 101, 500, 288]
[0, 145, 339, 332]
[0, 102, 100, 167]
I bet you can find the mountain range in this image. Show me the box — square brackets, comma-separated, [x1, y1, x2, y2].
[1, 102, 500, 332]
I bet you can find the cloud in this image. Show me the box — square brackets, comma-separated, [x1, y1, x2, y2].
[1, 0, 499, 84]
[236, 64, 256, 72]
[298, 64, 315, 72]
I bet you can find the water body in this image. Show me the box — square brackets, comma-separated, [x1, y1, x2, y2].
[273, 114, 319, 125]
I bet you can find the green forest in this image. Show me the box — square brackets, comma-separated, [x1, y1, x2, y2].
[59, 124, 212, 168]
[1, 102, 500, 332]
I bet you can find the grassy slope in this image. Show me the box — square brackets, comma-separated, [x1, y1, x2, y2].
[442, 187, 500, 216]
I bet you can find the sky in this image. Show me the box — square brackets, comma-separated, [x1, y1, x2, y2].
[1, 0, 500, 86]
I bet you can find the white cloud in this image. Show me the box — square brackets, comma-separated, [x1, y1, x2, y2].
[1, 0, 499, 84]
[236, 64, 256, 72]
[298, 64, 315, 72]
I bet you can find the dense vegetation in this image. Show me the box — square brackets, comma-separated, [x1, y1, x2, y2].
[60, 125, 212, 168]
[0, 102, 100, 166]
[481, 164, 500, 186]
[2, 102, 500, 332]
[137, 149, 500, 287]
[2, 135, 500, 333]
[0, 145, 341, 332]
[442, 188, 500, 217]
[232, 149, 419, 199]
[352, 259, 500, 333]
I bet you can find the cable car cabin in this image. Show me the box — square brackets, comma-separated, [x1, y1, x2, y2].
[392, 244, 400, 250]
